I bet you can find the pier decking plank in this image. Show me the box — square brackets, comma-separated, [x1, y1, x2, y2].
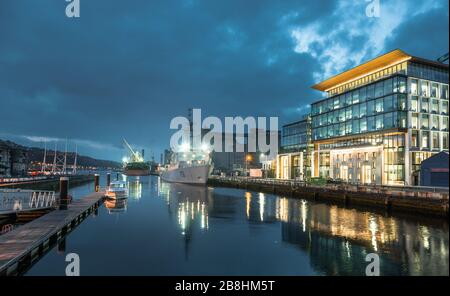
[0, 192, 104, 274]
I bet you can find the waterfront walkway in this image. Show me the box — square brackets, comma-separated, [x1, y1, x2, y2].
[0, 192, 104, 276]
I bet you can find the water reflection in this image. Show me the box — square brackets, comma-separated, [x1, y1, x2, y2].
[24, 175, 449, 276]
[157, 181, 448, 276]
[105, 198, 128, 214]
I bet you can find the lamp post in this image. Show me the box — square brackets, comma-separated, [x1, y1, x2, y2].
[245, 154, 252, 178]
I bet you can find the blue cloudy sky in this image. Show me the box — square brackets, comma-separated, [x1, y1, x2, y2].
[0, 0, 448, 161]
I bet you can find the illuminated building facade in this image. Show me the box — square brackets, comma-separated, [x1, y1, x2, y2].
[310, 49, 449, 185]
[276, 115, 313, 180]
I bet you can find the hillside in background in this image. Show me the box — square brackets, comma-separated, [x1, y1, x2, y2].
[27, 147, 121, 169]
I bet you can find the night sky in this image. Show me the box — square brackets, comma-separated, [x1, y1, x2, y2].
[0, 0, 448, 161]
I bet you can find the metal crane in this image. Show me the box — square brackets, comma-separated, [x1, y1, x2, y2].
[123, 139, 143, 163]
[437, 53, 449, 63]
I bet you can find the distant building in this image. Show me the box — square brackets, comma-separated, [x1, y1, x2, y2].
[0, 140, 28, 177]
[420, 151, 448, 187]
[163, 149, 174, 165]
[212, 129, 280, 176]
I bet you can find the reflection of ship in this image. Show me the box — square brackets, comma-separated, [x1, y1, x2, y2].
[122, 139, 151, 176]
[160, 145, 211, 185]
[105, 198, 128, 214]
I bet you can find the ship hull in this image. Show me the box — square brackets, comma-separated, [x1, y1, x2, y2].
[123, 169, 151, 176]
[160, 165, 210, 185]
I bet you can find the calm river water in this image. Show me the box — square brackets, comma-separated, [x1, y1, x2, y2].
[24, 174, 449, 276]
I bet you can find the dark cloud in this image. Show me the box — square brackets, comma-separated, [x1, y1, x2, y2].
[0, 0, 448, 160]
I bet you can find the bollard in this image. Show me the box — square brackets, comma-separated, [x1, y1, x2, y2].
[57, 238, 66, 254]
[59, 177, 69, 210]
[94, 174, 100, 192]
[106, 173, 111, 187]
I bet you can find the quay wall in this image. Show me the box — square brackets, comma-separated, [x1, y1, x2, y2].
[208, 177, 449, 218]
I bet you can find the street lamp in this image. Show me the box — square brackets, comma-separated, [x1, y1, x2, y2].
[245, 154, 252, 177]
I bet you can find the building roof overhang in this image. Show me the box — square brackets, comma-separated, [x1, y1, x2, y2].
[312, 49, 449, 92]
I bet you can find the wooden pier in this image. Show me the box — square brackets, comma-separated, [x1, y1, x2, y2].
[0, 192, 104, 276]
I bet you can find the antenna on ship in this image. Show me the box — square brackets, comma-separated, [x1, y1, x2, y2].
[52, 142, 57, 174]
[62, 138, 68, 175]
[41, 140, 47, 173]
[72, 143, 78, 175]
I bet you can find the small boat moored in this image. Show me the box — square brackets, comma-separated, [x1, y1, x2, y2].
[105, 181, 128, 200]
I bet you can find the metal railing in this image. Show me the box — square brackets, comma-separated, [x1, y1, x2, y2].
[209, 176, 449, 200]
[0, 189, 57, 213]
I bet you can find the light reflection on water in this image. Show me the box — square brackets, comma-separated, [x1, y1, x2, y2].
[24, 175, 448, 276]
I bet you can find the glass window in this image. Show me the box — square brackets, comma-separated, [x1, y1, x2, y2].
[399, 77, 407, 93]
[443, 133, 449, 150]
[375, 81, 384, 97]
[339, 123, 345, 136]
[352, 104, 359, 119]
[411, 96, 418, 112]
[345, 107, 352, 121]
[346, 121, 352, 134]
[352, 119, 360, 134]
[359, 102, 367, 118]
[360, 118, 367, 132]
[432, 132, 439, 149]
[421, 98, 429, 113]
[367, 84, 375, 100]
[339, 109, 345, 122]
[431, 115, 439, 130]
[411, 113, 419, 129]
[384, 95, 394, 112]
[397, 94, 407, 111]
[384, 113, 394, 128]
[345, 92, 352, 106]
[359, 87, 367, 102]
[442, 101, 449, 115]
[375, 98, 383, 113]
[333, 97, 340, 110]
[422, 131, 429, 148]
[367, 117, 375, 131]
[376, 115, 384, 130]
[431, 83, 438, 98]
[339, 95, 345, 108]
[352, 90, 359, 104]
[431, 99, 439, 114]
[421, 81, 429, 97]
[411, 130, 418, 148]
[367, 100, 375, 116]
[441, 85, 449, 100]
[398, 112, 407, 128]
[421, 114, 429, 129]
[384, 78, 392, 95]
[442, 117, 449, 131]
[411, 79, 418, 95]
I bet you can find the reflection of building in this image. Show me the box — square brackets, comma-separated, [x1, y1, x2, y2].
[310, 49, 449, 185]
[0, 140, 28, 177]
[276, 115, 312, 180]
[275, 198, 449, 275]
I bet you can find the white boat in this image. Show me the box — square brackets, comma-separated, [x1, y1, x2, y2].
[161, 163, 210, 185]
[105, 181, 128, 199]
[160, 146, 211, 185]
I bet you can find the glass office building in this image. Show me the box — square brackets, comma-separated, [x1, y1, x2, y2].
[310, 49, 449, 185]
[277, 115, 312, 180]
